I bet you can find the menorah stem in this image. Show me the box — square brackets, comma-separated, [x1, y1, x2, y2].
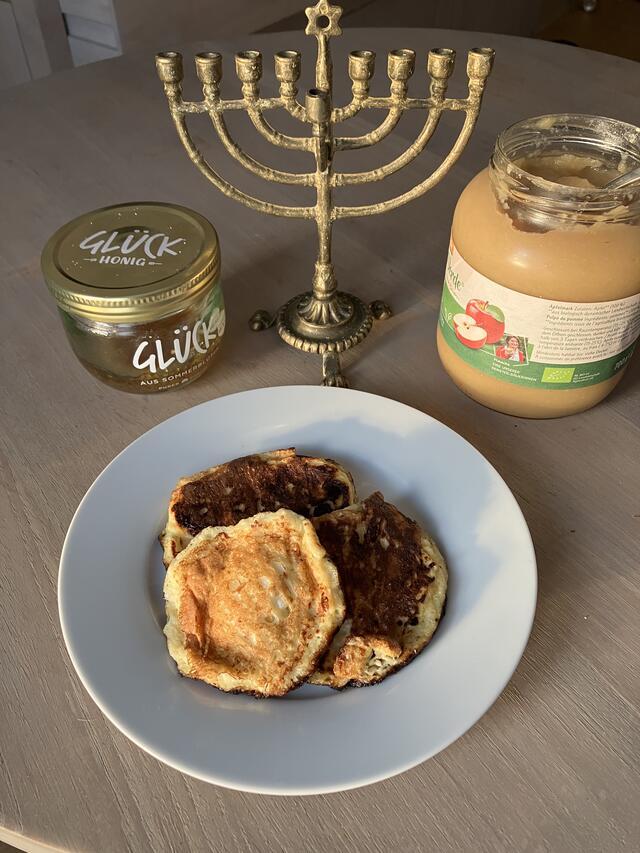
[318, 232, 330, 267]
[313, 162, 336, 295]
[316, 204, 331, 266]
[297, 88, 351, 326]
[309, 194, 340, 315]
[312, 105, 332, 267]
[315, 34, 331, 90]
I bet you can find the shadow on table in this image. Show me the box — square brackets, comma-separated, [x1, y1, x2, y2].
[219, 240, 423, 331]
[452, 417, 582, 684]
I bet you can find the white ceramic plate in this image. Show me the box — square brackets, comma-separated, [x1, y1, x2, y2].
[59, 386, 536, 794]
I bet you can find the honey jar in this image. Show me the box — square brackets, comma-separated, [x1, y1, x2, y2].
[437, 115, 640, 418]
[42, 202, 224, 393]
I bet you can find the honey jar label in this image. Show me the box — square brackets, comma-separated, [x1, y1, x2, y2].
[438, 241, 640, 389]
[131, 283, 225, 389]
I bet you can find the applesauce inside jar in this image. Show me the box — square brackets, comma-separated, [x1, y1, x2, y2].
[437, 114, 640, 418]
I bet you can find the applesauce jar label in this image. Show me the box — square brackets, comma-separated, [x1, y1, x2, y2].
[438, 240, 640, 389]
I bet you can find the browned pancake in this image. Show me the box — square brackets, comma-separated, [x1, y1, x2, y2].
[161, 449, 356, 567]
[163, 510, 345, 697]
[309, 492, 447, 688]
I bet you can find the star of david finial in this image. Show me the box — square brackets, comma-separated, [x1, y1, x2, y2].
[305, 1, 343, 37]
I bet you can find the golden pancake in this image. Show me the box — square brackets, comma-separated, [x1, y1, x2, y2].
[161, 449, 356, 567]
[309, 492, 447, 688]
[163, 509, 345, 697]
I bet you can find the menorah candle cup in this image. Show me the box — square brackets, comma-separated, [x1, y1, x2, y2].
[156, 51, 184, 84]
[428, 49, 456, 83]
[348, 50, 375, 82]
[275, 50, 301, 83]
[388, 49, 415, 82]
[467, 48, 495, 81]
[235, 50, 263, 84]
[306, 88, 331, 124]
[195, 52, 222, 86]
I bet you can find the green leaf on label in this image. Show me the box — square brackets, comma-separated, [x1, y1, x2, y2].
[485, 304, 505, 323]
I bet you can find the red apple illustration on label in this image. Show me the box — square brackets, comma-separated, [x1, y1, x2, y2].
[466, 299, 505, 344]
[453, 314, 488, 349]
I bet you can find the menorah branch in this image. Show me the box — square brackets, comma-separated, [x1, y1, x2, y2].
[334, 47, 492, 186]
[334, 47, 441, 161]
[331, 97, 365, 124]
[330, 86, 367, 123]
[234, 50, 314, 151]
[170, 109, 314, 219]
[281, 94, 308, 121]
[222, 97, 284, 112]
[348, 96, 463, 110]
[208, 110, 315, 186]
[174, 97, 285, 114]
[335, 106, 403, 151]
[333, 108, 443, 186]
[248, 107, 314, 151]
[333, 108, 479, 219]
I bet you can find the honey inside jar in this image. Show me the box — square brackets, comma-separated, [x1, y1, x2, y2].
[58, 287, 224, 392]
[437, 115, 640, 418]
[42, 202, 224, 393]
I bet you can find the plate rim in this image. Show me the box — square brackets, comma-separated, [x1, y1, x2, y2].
[58, 385, 537, 794]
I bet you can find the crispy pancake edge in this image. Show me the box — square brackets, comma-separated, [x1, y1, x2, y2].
[160, 449, 356, 568]
[308, 496, 448, 689]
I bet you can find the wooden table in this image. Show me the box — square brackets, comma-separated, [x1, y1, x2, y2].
[1, 26, 639, 853]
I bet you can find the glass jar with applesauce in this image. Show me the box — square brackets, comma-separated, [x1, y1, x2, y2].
[42, 202, 224, 393]
[437, 115, 640, 418]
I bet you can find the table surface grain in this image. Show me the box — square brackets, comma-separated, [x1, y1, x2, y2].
[1, 25, 639, 853]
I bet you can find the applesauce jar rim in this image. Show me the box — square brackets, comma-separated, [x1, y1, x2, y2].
[490, 113, 640, 220]
[41, 202, 220, 323]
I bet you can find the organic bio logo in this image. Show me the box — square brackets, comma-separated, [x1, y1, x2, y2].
[132, 308, 225, 374]
[78, 229, 186, 266]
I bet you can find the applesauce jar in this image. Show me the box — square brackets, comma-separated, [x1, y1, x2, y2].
[437, 115, 640, 417]
[42, 202, 224, 393]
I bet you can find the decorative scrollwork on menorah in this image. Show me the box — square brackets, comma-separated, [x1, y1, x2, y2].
[156, 0, 494, 387]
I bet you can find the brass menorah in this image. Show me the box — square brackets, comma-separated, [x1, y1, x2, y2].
[156, 1, 494, 387]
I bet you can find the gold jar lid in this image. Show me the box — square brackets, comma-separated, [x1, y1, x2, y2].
[41, 202, 220, 323]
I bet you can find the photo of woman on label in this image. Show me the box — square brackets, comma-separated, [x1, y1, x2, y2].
[496, 335, 526, 363]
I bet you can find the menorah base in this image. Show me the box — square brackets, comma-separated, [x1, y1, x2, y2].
[249, 291, 392, 387]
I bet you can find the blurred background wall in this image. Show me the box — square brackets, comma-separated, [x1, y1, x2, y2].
[1, 0, 637, 90]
